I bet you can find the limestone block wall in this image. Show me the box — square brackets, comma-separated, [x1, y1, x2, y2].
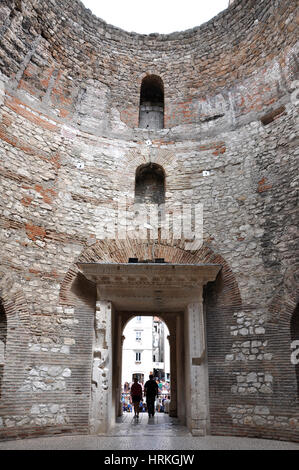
[0, 0, 298, 441]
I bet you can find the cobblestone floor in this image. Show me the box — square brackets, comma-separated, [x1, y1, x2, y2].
[0, 413, 298, 450]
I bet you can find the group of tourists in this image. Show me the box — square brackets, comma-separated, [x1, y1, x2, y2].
[122, 375, 171, 419]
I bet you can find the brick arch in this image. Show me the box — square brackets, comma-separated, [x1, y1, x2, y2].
[0, 275, 31, 367]
[0, 274, 31, 325]
[0, 276, 31, 402]
[117, 146, 178, 194]
[268, 264, 299, 325]
[125, 148, 177, 174]
[266, 264, 299, 404]
[59, 239, 242, 310]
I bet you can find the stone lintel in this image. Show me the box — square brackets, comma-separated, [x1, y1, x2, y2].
[77, 263, 221, 312]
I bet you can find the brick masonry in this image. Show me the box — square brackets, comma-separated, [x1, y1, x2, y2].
[0, 0, 298, 441]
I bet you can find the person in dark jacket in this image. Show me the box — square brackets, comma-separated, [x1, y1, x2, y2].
[144, 375, 159, 417]
[130, 377, 143, 419]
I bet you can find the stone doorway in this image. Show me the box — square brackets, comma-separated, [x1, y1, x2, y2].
[78, 262, 221, 436]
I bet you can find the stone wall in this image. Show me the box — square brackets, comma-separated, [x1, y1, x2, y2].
[0, 0, 298, 441]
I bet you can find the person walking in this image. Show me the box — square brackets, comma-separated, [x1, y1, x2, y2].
[130, 377, 143, 419]
[164, 395, 170, 414]
[144, 374, 159, 418]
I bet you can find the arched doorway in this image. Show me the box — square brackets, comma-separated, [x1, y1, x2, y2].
[120, 315, 171, 416]
[113, 309, 186, 425]
[61, 238, 242, 436]
[78, 261, 221, 435]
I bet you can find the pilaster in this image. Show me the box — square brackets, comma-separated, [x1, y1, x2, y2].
[185, 296, 209, 436]
[89, 300, 113, 434]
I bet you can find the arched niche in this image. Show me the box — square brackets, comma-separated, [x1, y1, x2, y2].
[139, 75, 164, 130]
[134, 162, 165, 205]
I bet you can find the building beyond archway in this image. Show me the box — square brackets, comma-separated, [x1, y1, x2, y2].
[121, 316, 170, 386]
[120, 315, 170, 414]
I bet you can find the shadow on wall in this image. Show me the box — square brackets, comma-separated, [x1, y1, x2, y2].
[291, 303, 299, 398]
[71, 272, 97, 308]
[0, 299, 6, 398]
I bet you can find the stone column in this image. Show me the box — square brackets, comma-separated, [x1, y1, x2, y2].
[89, 300, 113, 434]
[118, 334, 126, 416]
[185, 296, 209, 436]
[167, 332, 177, 417]
[175, 313, 186, 424]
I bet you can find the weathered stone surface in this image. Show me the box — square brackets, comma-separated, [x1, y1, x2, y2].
[0, 0, 298, 444]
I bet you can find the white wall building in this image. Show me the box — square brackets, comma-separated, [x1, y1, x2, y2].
[122, 316, 170, 387]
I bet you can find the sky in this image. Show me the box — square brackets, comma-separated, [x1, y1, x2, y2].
[80, 0, 229, 34]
